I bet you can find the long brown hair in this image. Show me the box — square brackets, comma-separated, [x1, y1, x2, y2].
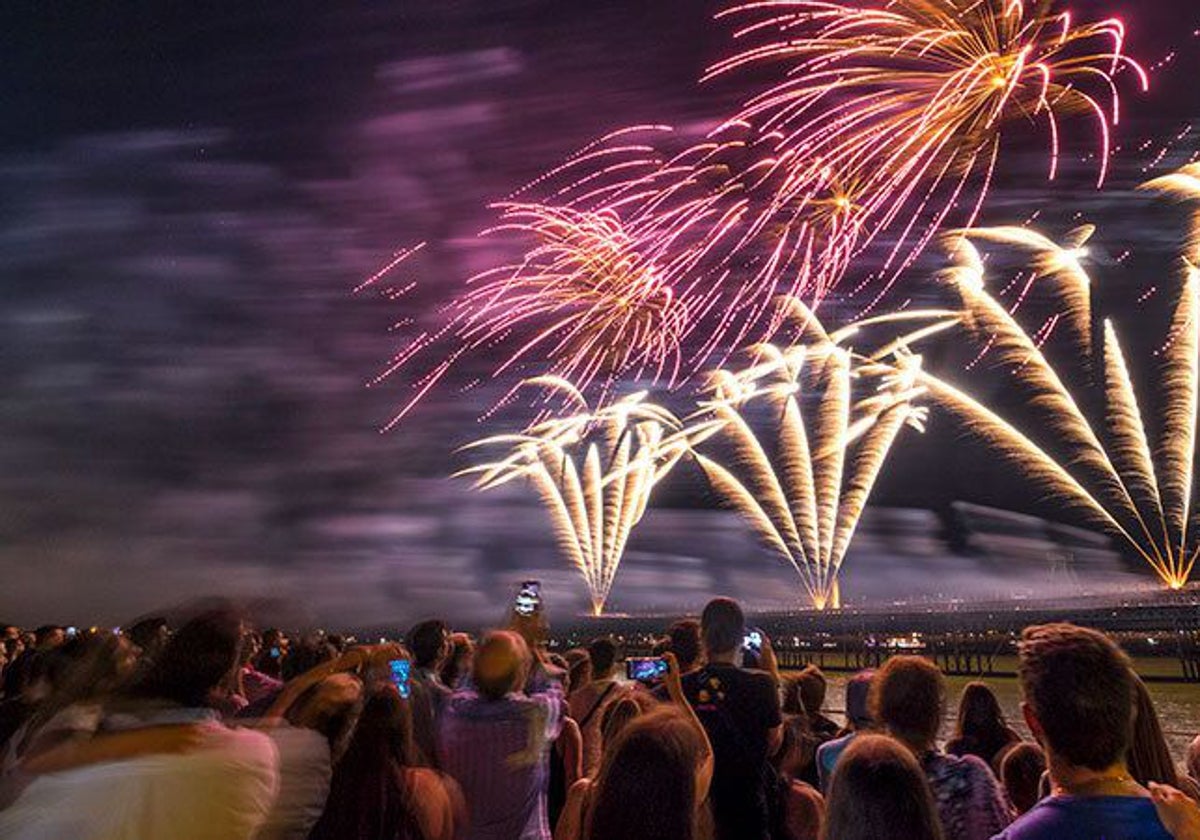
[823, 734, 944, 840]
[953, 682, 1011, 759]
[308, 685, 425, 840]
[586, 707, 710, 840]
[1127, 676, 1179, 788]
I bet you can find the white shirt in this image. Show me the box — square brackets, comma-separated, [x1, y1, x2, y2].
[255, 725, 331, 840]
[0, 722, 279, 840]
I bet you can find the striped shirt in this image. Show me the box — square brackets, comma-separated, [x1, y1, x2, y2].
[440, 681, 564, 840]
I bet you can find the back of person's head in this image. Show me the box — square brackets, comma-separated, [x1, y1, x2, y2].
[24, 633, 137, 741]
[124, 617, 169, 656]
[1018, 623, 1134, 771]
[18, 650, 58, 701]
[871, 656, 945, 749]
[823, 734, 944, 840]
[782, 675, 805, 715]
[286, 673, 365, 762]
[406, 619, 449, 670]
[775, 713, 816, 778]
[567, 652, 591, 695]
[309, 685, 421, 840]
[999, 742, 1046, 816]
[343, 685, 414, 767]
[563, 647, 590, 669]
[34, 625, 65, 647]
[796, 665, 828, 717]
[667, 619, 702, 670]
[473, 630, 529, 701]
[1127, 675, 1179, 787]
[700, 597, 744, 657]
[439, 635, 473, 690]
[845, 670, 875, 730]
[587, 636, 619, 678]
[134, 609, 243, 708]
[283, 634, 336, 681]
[587, 707, 711, 840]
[600, 695, 643, 751]
[955, 681, 1007, 739]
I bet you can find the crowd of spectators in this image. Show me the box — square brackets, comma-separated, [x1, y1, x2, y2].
[1, 599, 1199, 840]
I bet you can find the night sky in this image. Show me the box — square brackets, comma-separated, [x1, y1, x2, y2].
[1, 1, 1198, 629]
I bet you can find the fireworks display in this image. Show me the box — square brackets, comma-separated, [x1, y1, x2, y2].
[922, 182, 1200, 590]
[379, 0, 1145, 425]
[1142, 162, 1200, 262]
[708, 0, 1147, 297]
[394, 3, 1200, 607]
[377, 201, 693, 427]
[458, 377, 720, 615]
[688, 304, 954, 608]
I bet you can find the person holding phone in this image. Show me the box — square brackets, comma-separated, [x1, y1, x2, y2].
[554, 651, 713, 840]
[440, 630, 565, 840]
[681, 598, 783, 840]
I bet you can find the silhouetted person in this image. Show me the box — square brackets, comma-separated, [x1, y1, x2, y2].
[2, 626, 65, 699]
[584, 707, 713, 840]
[682, 598, 783, 840]
[407, 619, 452, 768]
[946, 682, 1021, 770]
[795, 666, 839, 740]
[1127, 676, 1200, 799]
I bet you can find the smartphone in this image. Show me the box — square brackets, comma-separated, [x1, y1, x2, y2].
[743, 629, 763, 655]
[390, 659, 412, 699]
[514, 580, 542, 617]
[66, 627, 78, 639]
[269, 646, 281, 659]
[626, 657, 669, 683]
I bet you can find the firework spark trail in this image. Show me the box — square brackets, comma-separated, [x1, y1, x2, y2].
[378, 120, 881, 425]
[924, 193, 1200, 588]
[953, 225, 1096, 360]
[1141, 163, 1200, 263]
[382, 202, 694, 427]
[703, 0, 1147, 299]
[1158, 272, 1199, 561]
[936, 243, 1137, 520]
[691, 307, 953, 609]
[458, 378, 720, 615]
